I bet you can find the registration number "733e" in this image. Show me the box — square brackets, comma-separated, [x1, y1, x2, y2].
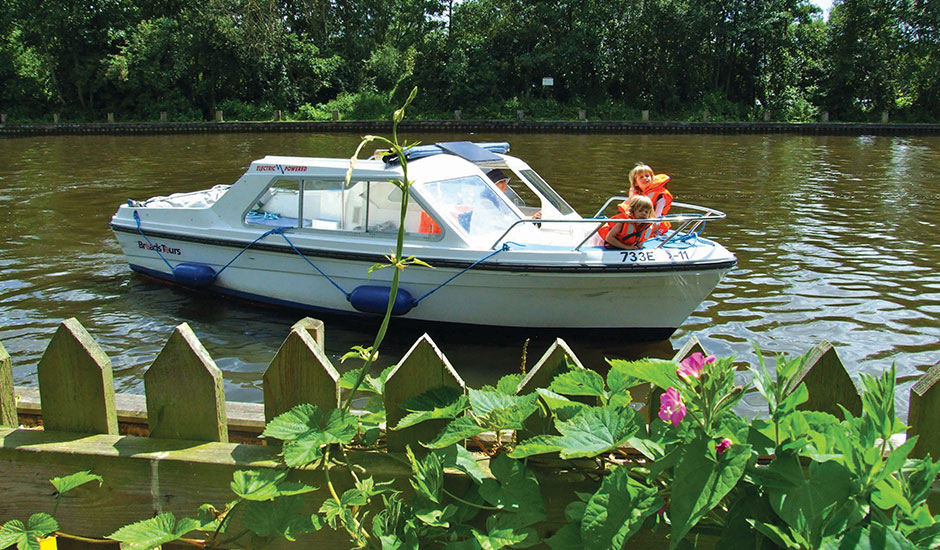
[619, 249, 691, 262]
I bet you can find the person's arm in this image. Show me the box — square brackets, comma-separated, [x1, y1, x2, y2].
[653, 196, 666, 218]
[604, 222, 638, 250]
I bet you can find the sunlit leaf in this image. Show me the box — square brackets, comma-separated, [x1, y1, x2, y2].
[50, 470, 102, 495]
[606, 358, 680, 390]
[0, 514, 58, 550]
[669, 435, 750, 549]
[230, 469, 316, 501]
[818, 524, 912, 550]
[261, 403, 323, 442]
[553, 405, 641, 459]
[395, 387, 468, 430]
[423, 415, 486, 449]
[408, 446, 444, 505]
[496, 374, 524, 395]
[108, 513, 200, 550]
[548, 369, 606, 399]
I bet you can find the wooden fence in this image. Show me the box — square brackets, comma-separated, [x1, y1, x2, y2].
[0, 317, 937, 549]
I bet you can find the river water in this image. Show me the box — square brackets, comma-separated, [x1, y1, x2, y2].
[1, 132, 938, 416]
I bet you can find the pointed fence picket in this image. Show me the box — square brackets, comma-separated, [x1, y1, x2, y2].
[516, 338, 592, 437]
[144, 323, 228, 442]
[0, 316, 937, 549]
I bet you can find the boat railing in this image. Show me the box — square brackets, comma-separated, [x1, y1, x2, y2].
[489, 200, 727, 251]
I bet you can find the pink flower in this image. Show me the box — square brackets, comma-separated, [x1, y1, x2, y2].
[677, 352, 715, 379]
[658, 387, 686, 426]
[716, 438, 732, 455]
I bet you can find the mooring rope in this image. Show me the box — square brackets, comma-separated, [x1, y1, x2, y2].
[409, 242, 515, 306]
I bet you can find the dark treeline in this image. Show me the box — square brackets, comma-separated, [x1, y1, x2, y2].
[1, 0, 938, 123]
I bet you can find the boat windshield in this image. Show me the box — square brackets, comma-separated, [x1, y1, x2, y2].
[518, 169, 577, 216]
[414, 175, 520, 240]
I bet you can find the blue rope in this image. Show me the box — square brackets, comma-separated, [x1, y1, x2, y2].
[133, 210, 175, 272]
[133, 211, 350, 298]
[411, 242, 514, 305]
[274, 231, 351, 299]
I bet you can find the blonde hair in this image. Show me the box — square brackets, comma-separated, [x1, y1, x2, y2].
[622, 195, 654, 219]
[628, 163, 654, 195]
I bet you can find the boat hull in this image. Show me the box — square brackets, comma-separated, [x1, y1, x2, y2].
[113, 227, 732, 334]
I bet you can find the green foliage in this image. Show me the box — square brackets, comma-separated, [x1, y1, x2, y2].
[0, 514, 57, 550]
[108, 513, 202, 550]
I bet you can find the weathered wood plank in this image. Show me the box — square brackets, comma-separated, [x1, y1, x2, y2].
[36, 318, 118, 434]
[908, 361, 940, 460]
[0, 341, 16, 427]
[516, 339, 588, 437]
[263, 326, 339, 423]
[787, 341, 862, 417]
[0, 427, 407, 550]
[144, 323, 228, 442]
[385, 334, 465, 452]
[291, 317, 325, 351]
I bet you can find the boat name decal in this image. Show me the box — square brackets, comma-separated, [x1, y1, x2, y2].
[620, 250, 657, 263]
[138, 241, 182, 255]
[284, 166, 307, 172]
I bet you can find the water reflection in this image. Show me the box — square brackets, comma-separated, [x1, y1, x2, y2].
[1, 132, 939, 417]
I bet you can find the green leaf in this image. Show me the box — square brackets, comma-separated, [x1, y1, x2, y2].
[496, 374, 524, 395]
[749, 520, 802, 550]
[472, 525, 531, 550]
[669, 435, 751, 549]
[244, 495, 319, 541]
[470, 390, 540, 431]
[606, 358, 680, 390]
[261, 403, 323, 442]
[553, 405, 640, 459]
[508, 434, 564, 459]
[395, 387, 468, 429]
[109, 513, 200, 550]
[478, 455, 545, 524]
[548, 369, 606, 399]
[581, 467, 661, 549]
[606, 364, 642, 397]
[264, 405, 358, 467]
[546, 523, 582, 550]
[819, 523, 915, 550]
[230, 469, 316, 501]
[424, 416, 486, 449]
[534, 388, 590, 420]
[0, 514, 59, 550]
[408, 446, 444, 505]
[50, 470, 103, 495]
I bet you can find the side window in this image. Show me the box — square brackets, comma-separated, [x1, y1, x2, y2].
[301, 180, 345, 230]
[364, 181, 442, 239]
[247, 179, 301, 227]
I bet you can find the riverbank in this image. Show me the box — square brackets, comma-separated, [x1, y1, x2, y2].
[3, 119, 940, 136]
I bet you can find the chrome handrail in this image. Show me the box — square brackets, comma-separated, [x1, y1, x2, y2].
[488, 200, 726, 251]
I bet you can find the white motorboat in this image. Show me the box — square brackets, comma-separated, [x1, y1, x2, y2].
[110, 141, 735, 339]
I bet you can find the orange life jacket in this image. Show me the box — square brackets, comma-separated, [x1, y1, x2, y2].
[418, 210, 442, 234]
[597, 204, 654, 248]
[631, 174, 673, 234]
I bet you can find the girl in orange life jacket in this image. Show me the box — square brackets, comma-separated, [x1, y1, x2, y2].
[628, 163, 673, 235]
[597, 195, 655, 250]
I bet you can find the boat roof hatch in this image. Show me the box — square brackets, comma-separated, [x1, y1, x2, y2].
[383, 141, 510, 165]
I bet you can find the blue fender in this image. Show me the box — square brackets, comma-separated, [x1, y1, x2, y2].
[348, 286, 416, 315]
[173, 263, 217, 287]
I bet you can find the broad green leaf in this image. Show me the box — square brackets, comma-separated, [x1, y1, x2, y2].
[109, 513, 200, 550]
[778, 382, 809, 414]
[50, 470, 103, 495]
[534, 388, 590, 420]
[230, 469, 316, 501]
[548, 369, 606, 399]
[478, 455, 545, 525]
[581, 467, 661, 549]
[765, 453, 860, 548]
[553, 405, 640, 459]
[243, 495, 318, 541]
[508, 434, 564, 459]
[194, 502, 236, 533]
[395, 387, 468, 429]
[453, 444, 488, 484]
[423, 415, 486, 449]
[0, 514, 58, 550]
[606, 359, 680, 390]
[606, 365, 641, 397]
[496, 374, 524, 395]
[669, 435, 750, 549]
[261, 403, 323, 442]
[871, 478, 910, 514]
[469, 389, 540, 429]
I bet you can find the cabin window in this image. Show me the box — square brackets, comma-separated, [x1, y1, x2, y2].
[519, 169, 576, 216]
[247, 177, 440, 239]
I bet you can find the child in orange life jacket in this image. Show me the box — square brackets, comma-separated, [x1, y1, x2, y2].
[628, 163, 672, 235]
[597, 195, 655, 250]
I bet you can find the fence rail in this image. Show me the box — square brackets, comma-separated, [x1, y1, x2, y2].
[1, 318, 937, 549]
